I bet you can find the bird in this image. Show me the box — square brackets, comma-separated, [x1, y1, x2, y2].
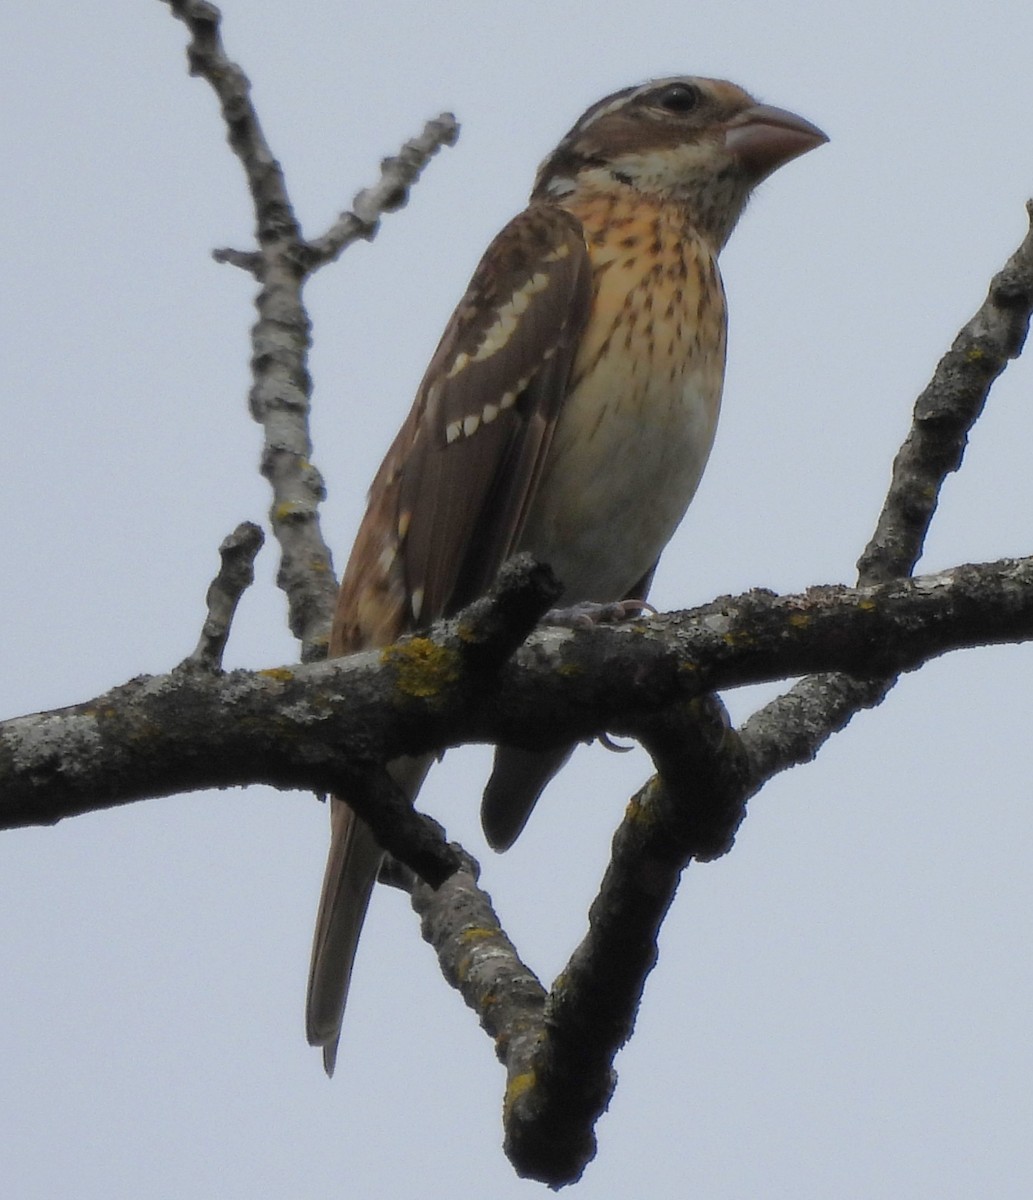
[307, 76, 826, 1074]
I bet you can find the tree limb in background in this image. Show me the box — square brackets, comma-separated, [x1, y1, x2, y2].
[163, 0, 458, 660]
[743, 200, 1033, 783]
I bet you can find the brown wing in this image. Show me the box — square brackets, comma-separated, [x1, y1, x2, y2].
[332, 203, 593, 654]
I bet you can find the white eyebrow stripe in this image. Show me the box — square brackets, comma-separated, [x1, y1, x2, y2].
[576, 91, 638, 129]
[574, 77, 693, 131]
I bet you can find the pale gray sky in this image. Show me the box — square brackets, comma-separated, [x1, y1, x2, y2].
[3, 2, 1033, 1197]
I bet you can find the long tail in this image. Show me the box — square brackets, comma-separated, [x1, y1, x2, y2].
[306, 755, 431, 1075]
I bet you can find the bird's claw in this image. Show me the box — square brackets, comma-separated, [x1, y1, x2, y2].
[544, 598, 657, 628]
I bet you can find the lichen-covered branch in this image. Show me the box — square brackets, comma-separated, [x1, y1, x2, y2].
[4, 555, 1031, 835]
[500, 694, 747, 1183]
[410, 849, 548, 1062]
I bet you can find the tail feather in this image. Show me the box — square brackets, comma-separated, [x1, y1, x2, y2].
[481, 744, 574, 851]
[306, 755, 432, 1075]
[306, 800, 382, 1075]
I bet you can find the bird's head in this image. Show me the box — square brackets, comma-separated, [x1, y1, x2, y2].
[532, 76, 827, 247]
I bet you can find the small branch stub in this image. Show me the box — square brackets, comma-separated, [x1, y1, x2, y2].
[186, 521, 265, 670]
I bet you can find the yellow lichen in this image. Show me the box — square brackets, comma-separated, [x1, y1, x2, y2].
[381, 638, 460, 697]
[87, 704, 118, 720]
[504, 1071, 537, 1117]
[623, 787, 658, 827]
[259, 667, 294, 682]
[459, 926, 497, 943]
[273, 501, 307, 523]
[723, 628, 755, 648]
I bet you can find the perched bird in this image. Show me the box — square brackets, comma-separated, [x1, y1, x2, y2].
[308, 76, 826, 1073]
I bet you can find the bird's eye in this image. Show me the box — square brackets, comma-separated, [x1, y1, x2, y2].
[654, 82, 701, 114]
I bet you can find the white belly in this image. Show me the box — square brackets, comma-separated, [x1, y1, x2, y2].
[516, 355, 722, 603]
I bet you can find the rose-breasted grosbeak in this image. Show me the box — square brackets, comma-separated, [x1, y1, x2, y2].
[308, 76, 826, 1073]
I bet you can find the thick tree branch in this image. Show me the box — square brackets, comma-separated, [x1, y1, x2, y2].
[500, 693, 746, 1182]
[4, 555, 1031, 837]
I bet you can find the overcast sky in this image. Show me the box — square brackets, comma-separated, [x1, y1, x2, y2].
[3, 2, 1033, 1197]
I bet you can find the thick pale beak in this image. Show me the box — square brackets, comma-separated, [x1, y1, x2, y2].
[725, 103, 828, 181]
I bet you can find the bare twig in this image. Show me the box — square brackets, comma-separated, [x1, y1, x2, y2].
[163, 1, 459, 662]
[164, 0, 335, 659]
[306, 114, 460, 269]
[211, 247, 262, 274]
[741, 201, 1033, 782]
[858, 200, 1033, 584]
[185, 521, 264, 670]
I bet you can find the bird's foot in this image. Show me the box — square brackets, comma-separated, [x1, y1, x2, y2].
[543, 598, 656, 628]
